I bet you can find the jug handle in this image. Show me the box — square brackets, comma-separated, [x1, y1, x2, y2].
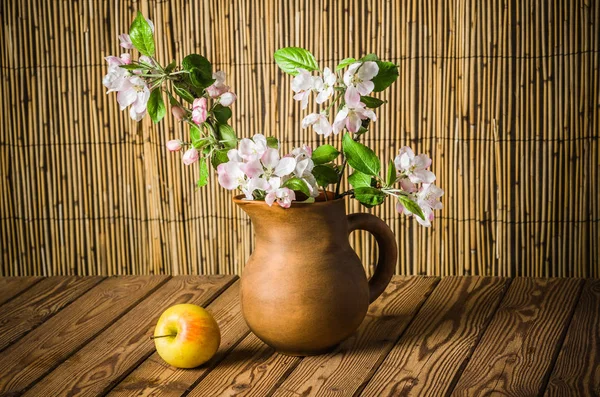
[347, 213, 398, 304]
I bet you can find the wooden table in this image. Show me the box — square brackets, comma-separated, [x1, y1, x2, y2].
[0, 276, 597, 396]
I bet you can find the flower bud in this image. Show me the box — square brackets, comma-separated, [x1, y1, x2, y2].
[219, 92, 237, 107]
[182, 148, 199, 165]
[171, 106, 186, 121]
[166, 140, 183, 152]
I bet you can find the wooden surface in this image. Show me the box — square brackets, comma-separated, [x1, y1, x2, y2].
[0, 275, 597, 396]
[1, 0, 599, 279]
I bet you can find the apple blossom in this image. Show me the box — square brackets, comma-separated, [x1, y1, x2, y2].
[414, 183, 444, 226]
[394, 146, 436, 184]
[343, 61, 379, 107]
[192, 97, 208, 125]
[238, 134, 268, 161]
[102, 54, 131, 93]
[314, 67, 337, 104]
[206, 71, 230, 98]
[242, 177, 270, 200]
[171, 106, 186, 121]
[166, 140, 183, 152]
[332, 103, 377, 134]
[291, 68, 317, 109]
[265, 187, 296, 208]
[302, 113, 333, 137]
[182, 148, 200, 165]
[219, 92, 237, 107]
[217, 161, 245, 189]
[119, 34, 133, 49]
[116, 76, 150, 121]
[261, 148, 296, 180]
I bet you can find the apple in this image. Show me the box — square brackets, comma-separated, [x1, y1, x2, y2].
[152, 303, 221, 368]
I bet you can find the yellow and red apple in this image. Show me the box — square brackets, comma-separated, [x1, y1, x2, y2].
[153, 303, 220, 368]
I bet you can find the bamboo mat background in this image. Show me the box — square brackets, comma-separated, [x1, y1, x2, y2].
[1, 0, 598, 277]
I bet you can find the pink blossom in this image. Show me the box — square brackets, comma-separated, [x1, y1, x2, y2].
[119, 34, 133, 49]
[206, 71, 230, 98]
[265, 187, 296, 208]
[116, 76, 150, 121]
[102, 54, 131, 93]
[314, 67, 337, 104]
[192, 97, 208, 125]
[219, 92, 237, 107]
[261, 148, 296, 179]
[166, 140, 183, 152]
[182, 148, 199, 165]
[216, 161, 245, 189]
[238, 134, 268, 161]
[291, 68, 317, 110]
[242, 177, 270, 200]
[414, 183, 444, 227]
[343, 61, 379, 107]
[332, 104, 377, 134]
[302, 113, 333, 137]
[394, 146, 436, 184]
[171, 106, 186, 121]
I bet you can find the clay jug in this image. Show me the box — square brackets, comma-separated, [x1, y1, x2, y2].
[234, 192, 397, 356]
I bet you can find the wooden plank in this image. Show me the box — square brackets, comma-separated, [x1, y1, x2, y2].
[451, 278, 584, 396]
[24, 275, 236, 397]
[361, 276, 509, 396]
[273, 276, 440, 397]
[109, 280, 250, 397]
[0, 276, 169, 396]
[187, 332, 302, 397]
[0, 277, 41, 305]
[0, 276, 104, 351]
[544, 279, 600, 396]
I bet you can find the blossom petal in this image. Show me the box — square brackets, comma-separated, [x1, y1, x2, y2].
[344, 86, 361, 108]
[358, 61, 379, 80]
[274, 157, 296, 177]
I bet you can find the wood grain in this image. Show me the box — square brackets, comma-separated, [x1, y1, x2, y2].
[0, 277, 41, 305]
[451, 278, 584, 396]
[273, 276, 439, 397]
[187, 332, 302, 397]
[0, 276, 103, 351]
[109, 280, 250, 397]
[0, 276, 169, 395]
[544, 279, 600, 396]
[23, 275, 235, 397]
[361, 276, 509, 396]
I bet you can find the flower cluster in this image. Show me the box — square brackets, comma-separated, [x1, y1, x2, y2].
[216, 134, 319, 208]
[105, 15, 444, 228]
[391, 147, 443, 226]
[290, 62, 378, 138]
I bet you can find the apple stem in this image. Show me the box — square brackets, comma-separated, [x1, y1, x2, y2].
[150, 334, 177, 340]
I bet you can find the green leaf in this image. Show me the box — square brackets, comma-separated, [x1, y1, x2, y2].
[129, 12, 155, 57]
[311, 145, 340, 165]
[211, 149, 229, 169]
[165, 60, 177, 73]
[354, 187, 386, 208]
[173, 84, 195, 103]
[386, 160, 396, 186]
[273, 47, 319, 76]
[282, 177, 311, 197]
[182, 55, 214, 88]
[312, 164, 339, 186]
[342, 133, 381, 176]
[147, 89, 166, 123]
[166, 91, 179, 106]
[348, 171, 372, 188]
[266, 136, 279, 149]
[399, 195, 425, 220]
[189, 125, 203, 148]
[360, 96, 386, 108]
[119, 64, 145, 71]
[213, 104, 232, 124]
[217, 123, 237, 149]
[372, 61, 399, 92]
[197, 159, 209, 188]
[360, 54, 379, 62]
[336, 57, 357, 71]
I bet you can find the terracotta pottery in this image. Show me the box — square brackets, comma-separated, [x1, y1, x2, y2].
[234, 191, 397, 356]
